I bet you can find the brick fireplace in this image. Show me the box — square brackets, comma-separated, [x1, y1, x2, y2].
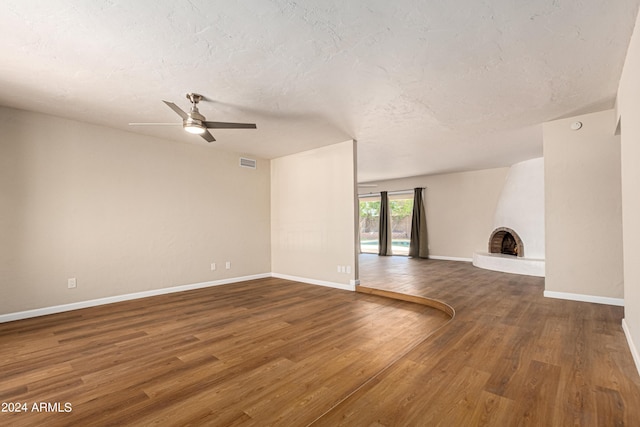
[488, 227, 524, 257]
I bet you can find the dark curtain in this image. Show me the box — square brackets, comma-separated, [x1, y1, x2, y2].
[378, 191, 392, 256]
[409, 187, 429, 258]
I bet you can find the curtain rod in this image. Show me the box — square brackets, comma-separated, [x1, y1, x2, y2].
[358, 189, 417, 198]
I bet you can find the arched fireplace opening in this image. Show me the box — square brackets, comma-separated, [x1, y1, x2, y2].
[489, 227, 524, 257]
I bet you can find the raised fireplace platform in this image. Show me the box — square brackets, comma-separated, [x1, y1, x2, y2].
[473, 252, 545, 277]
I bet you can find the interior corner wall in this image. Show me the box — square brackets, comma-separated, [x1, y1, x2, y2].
[358, 167, 509, 260]
[542, 109, 624, 299]
[618, 7, 640, 370]
[271, 140, 357, 287]
[0, 107, 271, 315]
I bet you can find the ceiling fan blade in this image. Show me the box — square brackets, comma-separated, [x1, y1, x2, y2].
[128, 122, 181, 126]
[201, 130, 216, 142]
[163, 101, 188, 120]
[203, 121, 257, 129]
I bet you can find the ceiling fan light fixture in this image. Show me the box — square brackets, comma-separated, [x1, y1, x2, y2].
[183, 115, 206, 134]
[184, 122, 206, 134]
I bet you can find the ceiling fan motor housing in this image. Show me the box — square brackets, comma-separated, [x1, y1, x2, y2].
[184, 106, 206, 133]
[187, 107, 205, 122]
[183, 93, 206, 133]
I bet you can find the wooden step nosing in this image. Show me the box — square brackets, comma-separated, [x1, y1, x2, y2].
[355, 285, 456, 319]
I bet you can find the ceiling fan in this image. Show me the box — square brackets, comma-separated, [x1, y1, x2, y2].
[129, 93, 256, 142]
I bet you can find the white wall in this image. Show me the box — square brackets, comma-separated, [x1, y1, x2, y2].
[618, 8, 640, 371]
[493, 157, 545, 259]
[359, 167, 509, 260]
[0, 107, 271, 315]
[543, 109, 624, 300]
[271, 140, 358, 288]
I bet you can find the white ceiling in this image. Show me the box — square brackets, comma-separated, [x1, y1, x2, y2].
[1, 1, 638, 182]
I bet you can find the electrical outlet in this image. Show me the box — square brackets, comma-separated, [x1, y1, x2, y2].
[225, 261, 231, 269]
[346, 266, 352, 274]
[337, 265, 341, 273]
[68, 278, 77, 289]
[211, 263, 216, 271]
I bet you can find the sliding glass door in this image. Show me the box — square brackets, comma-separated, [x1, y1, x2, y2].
[359, 193, 413, 255]
[389, 195, 413, 255]
[359, 196, 380, 253]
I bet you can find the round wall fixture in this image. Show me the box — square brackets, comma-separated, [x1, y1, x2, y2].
[570, 121, 583, 130]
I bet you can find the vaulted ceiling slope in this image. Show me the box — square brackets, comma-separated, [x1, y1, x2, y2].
[1, 1, 638, 182]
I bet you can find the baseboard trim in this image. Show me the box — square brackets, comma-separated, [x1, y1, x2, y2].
[543, 290, 624, 307]
[622, 319, 640, 376]
[271, 273, 356, 292]
[428, 255, 473, 262]
[0, 273, 271, 324]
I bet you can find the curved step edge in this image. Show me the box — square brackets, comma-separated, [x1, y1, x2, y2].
[355, 285, 455, 319]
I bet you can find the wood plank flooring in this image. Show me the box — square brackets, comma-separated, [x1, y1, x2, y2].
[2, 256, 640, 425]
[0, 277, 449, 426]
[317, 254, 640, 426]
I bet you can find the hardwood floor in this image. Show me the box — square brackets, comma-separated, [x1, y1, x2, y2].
[1, 257, 639, 426]
[0, 277, 449, 426]
[328, 254, 640, 426]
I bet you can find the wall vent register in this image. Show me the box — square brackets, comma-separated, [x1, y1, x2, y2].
[240, 157, 257, 169]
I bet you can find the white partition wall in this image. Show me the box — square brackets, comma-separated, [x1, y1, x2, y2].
[271, 140, 358, 290]
[618, 7, 640, 373]
[543, 109, 623, 303]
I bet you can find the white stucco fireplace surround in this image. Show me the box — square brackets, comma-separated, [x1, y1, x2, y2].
[473, 158, 545, 277]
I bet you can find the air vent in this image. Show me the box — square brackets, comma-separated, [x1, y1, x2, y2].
[239, 157, 257, 169]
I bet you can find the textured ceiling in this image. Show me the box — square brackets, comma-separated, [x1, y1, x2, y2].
[1, 1, 638, 182]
